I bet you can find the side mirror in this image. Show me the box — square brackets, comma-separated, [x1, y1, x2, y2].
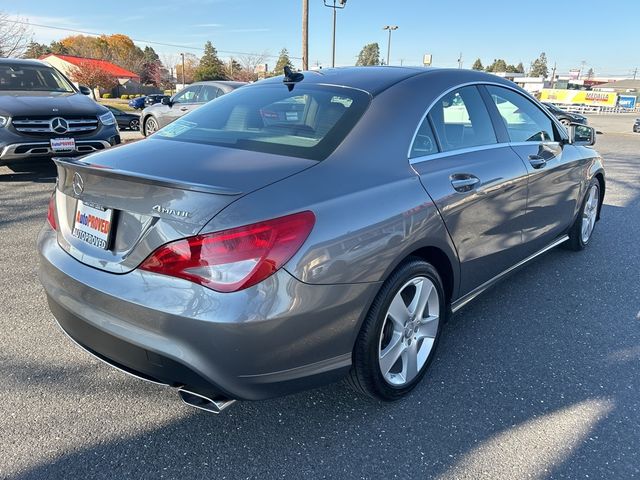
[568, 124, 596, 146]
[161, 96, 172, 106]
[78, 85, 92, 96]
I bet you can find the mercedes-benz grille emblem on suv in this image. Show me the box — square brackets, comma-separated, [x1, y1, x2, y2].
[72, 172, 84, 196]
[50, 117, 69, 134]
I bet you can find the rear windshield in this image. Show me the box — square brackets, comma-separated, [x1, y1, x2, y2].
[154, 84, 371, 160]
[0, 64, 75, 92]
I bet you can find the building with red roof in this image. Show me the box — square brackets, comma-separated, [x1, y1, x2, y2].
[40, 53, 146, 98]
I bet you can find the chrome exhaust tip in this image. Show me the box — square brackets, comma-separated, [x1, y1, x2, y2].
[178, 388, 236, 414]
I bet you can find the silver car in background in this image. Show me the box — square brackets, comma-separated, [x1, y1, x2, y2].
[39, 67, 604, 413]
[140, 80, 246, 136]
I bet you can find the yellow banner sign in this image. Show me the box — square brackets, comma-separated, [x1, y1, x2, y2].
[540, 89, 618, 106]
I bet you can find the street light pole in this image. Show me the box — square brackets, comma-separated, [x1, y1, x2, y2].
[383, 25, 398, 66]
[302, 0, 308, 70]
[324, 0, 347, 68]
[180, 52, 185, 89]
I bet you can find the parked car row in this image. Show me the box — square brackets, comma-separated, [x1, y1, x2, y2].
[128, 94, 169, 110]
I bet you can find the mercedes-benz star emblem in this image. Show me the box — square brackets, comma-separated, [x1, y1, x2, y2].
[72, 172, 84, 196]
[50, 117, 69, 134]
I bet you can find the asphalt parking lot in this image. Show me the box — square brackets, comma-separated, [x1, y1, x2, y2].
[1, 114, 639, 479]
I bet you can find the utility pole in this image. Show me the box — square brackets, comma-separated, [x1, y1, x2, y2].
[180, 52, 185, 89]
[633, 68, 638, 80]
[383, 25, 398, 66]
[324, 0, 347, 68]
[550, 62, 557, 89]
[302, 0, 309, 70]
[457, 52, 463, 69]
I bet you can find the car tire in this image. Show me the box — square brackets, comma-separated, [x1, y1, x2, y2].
[565, 179, 600, 251]
[129, 118, 140, 131]
[143, 116, 158, 136]
[347, 258, 445, 401]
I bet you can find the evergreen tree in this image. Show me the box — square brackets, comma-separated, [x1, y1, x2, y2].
[22, 42, 50, 59]
[471, 58, 483, 70]
[516, 62, 525, 74]
[355, 43, 381, 66]
[194, 41, 226, 81]
[530, 52, 549, 78]
[274, 48, 293, 74]
[587, 67, 595, 79]
[486, 58, 508, 72]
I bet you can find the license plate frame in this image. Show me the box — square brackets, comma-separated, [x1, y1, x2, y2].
[50, 137, 76, 152]
[72, 200, 114, 250]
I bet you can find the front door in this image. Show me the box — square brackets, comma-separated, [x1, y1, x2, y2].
[484, 85, 583, 253]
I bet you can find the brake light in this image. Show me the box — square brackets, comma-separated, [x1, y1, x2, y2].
[47, 193, 57, 230]
[140, 211, 315, 292]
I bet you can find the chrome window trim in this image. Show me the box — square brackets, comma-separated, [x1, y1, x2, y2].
[409, 142, 511, 165]
[407, 80, 567, 160]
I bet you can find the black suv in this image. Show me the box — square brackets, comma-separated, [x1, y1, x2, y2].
[0, 58, 120, 172]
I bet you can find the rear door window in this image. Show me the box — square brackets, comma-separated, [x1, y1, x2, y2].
[428, 86, 497, 152]
[486, 85, 557, 142]
[197, 85, 222, 103]
[409, 117, 439, 158]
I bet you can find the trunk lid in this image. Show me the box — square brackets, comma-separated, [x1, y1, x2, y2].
[53, 138, 316, 273]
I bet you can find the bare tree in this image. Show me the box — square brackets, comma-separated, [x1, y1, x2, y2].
[0, 13, 32, 57]
[237, 50, 269, 81]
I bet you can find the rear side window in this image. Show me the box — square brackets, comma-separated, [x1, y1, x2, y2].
[155, 84, 371, 161]
[409, 117, 438, 158]
[428, 86, 497, 152]
[197, 85, 222, 103]
[486, 86, 557, 142]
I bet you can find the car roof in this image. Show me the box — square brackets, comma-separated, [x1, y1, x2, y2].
[0, 57, 49, 67]
[255, 66, 517, 96]
[192, 80, 247, 91]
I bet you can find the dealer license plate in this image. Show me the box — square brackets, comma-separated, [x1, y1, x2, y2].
[50, 138, 76, 152]
[72, 200, 114, 250]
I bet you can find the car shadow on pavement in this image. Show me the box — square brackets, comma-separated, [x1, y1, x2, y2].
[0, 164, 57, 183]
[9, 203, 640, 480]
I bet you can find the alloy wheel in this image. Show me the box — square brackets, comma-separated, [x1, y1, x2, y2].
[581, 184, 599, 243]
[145, 117, 158, 135]
[378, 276, 440, 386]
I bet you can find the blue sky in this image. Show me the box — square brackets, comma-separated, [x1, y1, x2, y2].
[7, 0, 639, 76]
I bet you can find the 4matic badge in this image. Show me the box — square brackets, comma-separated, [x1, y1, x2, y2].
[152, 204, 191, 218]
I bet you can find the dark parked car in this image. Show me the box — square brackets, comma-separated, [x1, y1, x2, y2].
[144, 94, 168, 107]
[127, 96, 146, 110]
[542, 102, 588, 126]
[0, 58, 120, 172]
[105, 106, 140, 131]
[40, 67, 604, 414]
[140, 81, 246, 136]
[633, 118, 640, 133]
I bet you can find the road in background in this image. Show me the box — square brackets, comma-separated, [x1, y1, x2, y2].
[0, 115, 638, 479]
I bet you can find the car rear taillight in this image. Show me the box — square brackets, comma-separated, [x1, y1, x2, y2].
[139, 211, 315, 292]
[47, 193, 57, 230]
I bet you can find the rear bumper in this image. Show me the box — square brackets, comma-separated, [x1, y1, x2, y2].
[38, 226, 378, 401]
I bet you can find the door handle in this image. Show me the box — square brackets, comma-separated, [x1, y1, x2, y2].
[450, 175, 480, 193]
[528, 154, 547, 169]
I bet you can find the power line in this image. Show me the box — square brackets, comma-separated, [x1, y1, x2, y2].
[7, 18, 301, 60]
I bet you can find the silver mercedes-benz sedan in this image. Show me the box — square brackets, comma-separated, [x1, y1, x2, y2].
[39, 67, 605, 413]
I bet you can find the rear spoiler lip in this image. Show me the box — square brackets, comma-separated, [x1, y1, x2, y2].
[52, 157, 242, 196]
